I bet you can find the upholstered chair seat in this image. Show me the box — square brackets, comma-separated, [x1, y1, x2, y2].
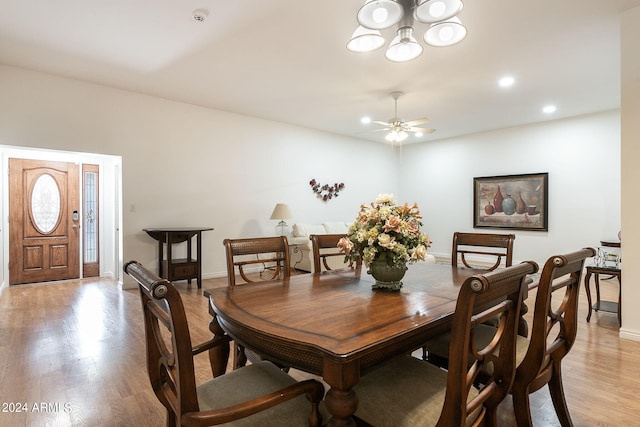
[354, 355, 481, 426]
[196, 361, 321, 427]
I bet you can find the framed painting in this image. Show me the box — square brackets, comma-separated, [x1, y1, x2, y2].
[473, 172, 548, 231]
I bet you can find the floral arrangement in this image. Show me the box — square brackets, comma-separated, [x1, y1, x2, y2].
[338, 194, 432, 268]
[309, 179, 345, 201]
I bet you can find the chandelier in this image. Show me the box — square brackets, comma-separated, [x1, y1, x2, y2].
[347, 0, 467, 62]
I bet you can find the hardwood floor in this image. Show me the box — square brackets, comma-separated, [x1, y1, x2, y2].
[0, 273, 637, 426]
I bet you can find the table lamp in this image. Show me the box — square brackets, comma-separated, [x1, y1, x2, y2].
[270, 203, 292, 236]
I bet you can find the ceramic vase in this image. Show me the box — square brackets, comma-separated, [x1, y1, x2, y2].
[502, 194, 516, 215]
[493, 186, 504, 212]
[369, 257, 407, 292]
[515, 192, 527, 214]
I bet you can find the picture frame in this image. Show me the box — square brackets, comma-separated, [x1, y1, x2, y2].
[473, 172, 548, 231]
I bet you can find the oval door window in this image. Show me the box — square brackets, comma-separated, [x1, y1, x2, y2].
[31, 173, 61, 234]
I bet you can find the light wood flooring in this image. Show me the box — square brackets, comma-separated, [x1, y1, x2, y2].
[0, 273, 637, 426]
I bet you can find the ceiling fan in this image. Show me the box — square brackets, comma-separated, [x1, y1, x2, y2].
[368, 91, 435, 143]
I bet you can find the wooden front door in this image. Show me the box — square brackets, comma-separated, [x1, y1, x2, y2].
[9, 159, 80, 284]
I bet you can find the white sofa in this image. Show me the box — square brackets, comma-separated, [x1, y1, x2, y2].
[287, 222, 352, 272]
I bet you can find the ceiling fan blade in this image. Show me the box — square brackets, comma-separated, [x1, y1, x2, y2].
[371, 120, 391, 126]
[407, 126, 436, 134]
[403, 117, 431, 127]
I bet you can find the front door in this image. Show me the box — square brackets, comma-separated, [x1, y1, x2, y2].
[9, 159, 80, 284]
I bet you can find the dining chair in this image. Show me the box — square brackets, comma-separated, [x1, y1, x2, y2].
[507, 247, 595, 426]
[421, 231, 517, 361]
[223, 236, 291, 369]
[309, 233, 360, 273]
[223, 236, 291, 286]
[352, 261, 538, 427]
[422, 248, 595, 427]
[124, 260, 325, 427]
[452, 231, 515, 270]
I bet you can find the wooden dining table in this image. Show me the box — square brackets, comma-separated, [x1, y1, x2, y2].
[206, 263, 530, 427]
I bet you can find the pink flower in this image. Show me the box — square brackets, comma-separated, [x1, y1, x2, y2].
[383, 216, 402, 233]
[337, 237, 354, 254]
[406, 221, 420, 235]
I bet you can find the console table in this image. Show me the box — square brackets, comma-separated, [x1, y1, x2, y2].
[143, 227, 213, 288]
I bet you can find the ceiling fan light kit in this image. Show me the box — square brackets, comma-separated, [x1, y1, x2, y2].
[370, 91, 436, 144]
[348, 0, 467, 62]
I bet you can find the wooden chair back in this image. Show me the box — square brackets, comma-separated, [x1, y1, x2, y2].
[452, 231, 515, 270]
[512, 247, 595, 426]
[441, 260, 538, 426]
[310, 233, 360, 273]
[124, 260, 217, 424]
[223, 236, 290, 286]
[125, 260, 324, 426]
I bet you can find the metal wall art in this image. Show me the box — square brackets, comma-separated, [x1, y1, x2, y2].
[309, 179, 345, 202]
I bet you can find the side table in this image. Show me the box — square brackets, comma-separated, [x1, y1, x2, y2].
[584, 265, 622, 326]
[288, 243, 304, 271]
[143, 227, 213, 289]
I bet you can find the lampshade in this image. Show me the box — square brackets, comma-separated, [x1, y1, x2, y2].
[270, 203, 292, 220]
[414, 0, 463, 23]
[347, 25, 386, 52]
[357, 0, 404, 30]
[424, 17, 467, 46]
[385, 27, 423, 62]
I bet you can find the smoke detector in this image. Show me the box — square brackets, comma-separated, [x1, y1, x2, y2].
[192, 9, 208, 22]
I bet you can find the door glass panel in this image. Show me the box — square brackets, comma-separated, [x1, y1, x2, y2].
[84, 171, 97, 263]
[31, 173, 61, 234]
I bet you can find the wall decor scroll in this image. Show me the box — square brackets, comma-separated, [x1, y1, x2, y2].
[309, 179, 345, 202]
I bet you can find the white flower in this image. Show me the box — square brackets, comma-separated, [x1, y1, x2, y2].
[378, 233, 396, 250]
[376, 193, 395, 204]
[411, 244, 428, 261]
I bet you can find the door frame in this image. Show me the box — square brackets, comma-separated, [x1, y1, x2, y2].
[0, 145, 122, 291]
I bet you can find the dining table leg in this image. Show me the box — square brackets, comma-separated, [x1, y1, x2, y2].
[207, 304, 231, 378]
[322, 359, 360, 427]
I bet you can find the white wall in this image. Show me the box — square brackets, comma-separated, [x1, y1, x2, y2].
[620, 6, 640, 341]
[0, 65, 631, 340]
[400, 110, 621, 266]
[0, 65, 398, 287]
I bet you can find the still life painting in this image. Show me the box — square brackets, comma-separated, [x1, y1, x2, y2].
[474, 173, 548, 231]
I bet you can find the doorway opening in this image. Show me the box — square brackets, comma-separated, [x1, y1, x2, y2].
[1, 145, 122, 289]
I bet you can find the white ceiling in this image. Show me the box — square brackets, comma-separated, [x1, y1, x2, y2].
[1, 0, 639, 144]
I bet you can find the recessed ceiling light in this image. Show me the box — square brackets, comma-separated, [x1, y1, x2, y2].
[542, 105, 557, 114]
[415, 132, 424, 137]
[361, 116, 371, 124]
[498, 76, 515, 88]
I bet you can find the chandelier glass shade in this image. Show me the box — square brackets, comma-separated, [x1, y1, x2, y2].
[385, 26, 423, 62]
[348, 0, 467, 62]
[357, 0, 405, 30]
[347, 26, 386, 52]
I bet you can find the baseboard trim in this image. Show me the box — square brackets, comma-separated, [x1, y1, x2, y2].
[619, 328, 640, 342]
